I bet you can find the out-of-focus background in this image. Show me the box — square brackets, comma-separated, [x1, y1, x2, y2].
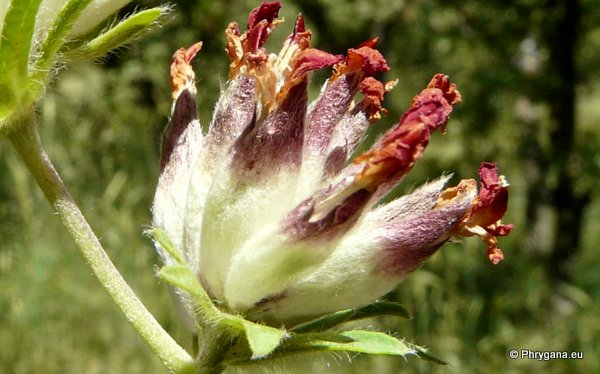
[1, 0, 599, 372]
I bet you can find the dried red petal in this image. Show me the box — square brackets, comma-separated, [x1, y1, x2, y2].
[491, 224, 514, 237]
[226, 22, 244, 77]
[478, 162, 502, 203]
[170, 42, 202, 99]
[245, 2, 281, 52]
[293, 48, 344, 79]
[273, 48, 342, 111]
[288, 14, 309, 46]
[226, 2, 282, 77]
[446, 162, 513, 265]
[353, 75, 460, 190]
[247, 1, 281, 30]
[428, 73, 462, 105]
[332, 43, 390, 81]
[353, 47, 389, 75]
[347, 46, 389, 76]
[488, 247, 504, 265]
[246, 19, 270, 52]
[471, 162, 509, 227]
[359, 77, 387, 123]
[360, 77, 385, 102]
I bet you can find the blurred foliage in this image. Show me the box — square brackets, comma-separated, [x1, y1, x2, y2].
[1, 0, 600, 373]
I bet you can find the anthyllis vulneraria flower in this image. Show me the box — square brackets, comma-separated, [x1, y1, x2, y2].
[152, 1, 513, 327]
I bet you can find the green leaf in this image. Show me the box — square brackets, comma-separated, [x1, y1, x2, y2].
[33, 0, 94, 74]
[148, 228, 184, 264]
[0, 0, 42, 78]
[226, 329, 445, 367]
[310, 330, 415, 355]
[0, 0, 42, 120]
[159, 256, 285, 359]
[158, 264, 219, 318]
[217, 314, 285, 359]
[282, 330, 417, 356]
[291, 301, 411, 333]
[308, 331, 446, 364]
[158, 262, 285, 359]
[236, 318, 286, 359]
[64, 7, 170, 61]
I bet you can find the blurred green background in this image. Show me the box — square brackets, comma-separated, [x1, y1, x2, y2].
[2, 0, 600, 372]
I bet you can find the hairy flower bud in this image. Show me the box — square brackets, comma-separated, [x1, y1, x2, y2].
[152, 1, 513, 327]
[34, 0, 131, 37]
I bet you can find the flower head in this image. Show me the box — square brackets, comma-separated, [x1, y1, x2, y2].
[152, 1, 512, 326]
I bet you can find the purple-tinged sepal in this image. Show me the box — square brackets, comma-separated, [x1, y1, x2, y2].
[151, 42, 204, 330]
[153, 43, 203, 264]
[226, 10, 342, 180]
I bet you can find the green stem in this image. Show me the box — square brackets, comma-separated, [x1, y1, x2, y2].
[197, 327, 231, 374]
[7, 114, 194, 373]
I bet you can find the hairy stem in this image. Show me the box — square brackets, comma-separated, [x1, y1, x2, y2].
[7, 114, 194, 373]
[197, 327, 231, 374]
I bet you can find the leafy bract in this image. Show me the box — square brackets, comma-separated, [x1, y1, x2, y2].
[159, 263, 286, 359]
[65, 7, 169, 61]
[291, 301, 411, 333]
[0, 0, 42, 121]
